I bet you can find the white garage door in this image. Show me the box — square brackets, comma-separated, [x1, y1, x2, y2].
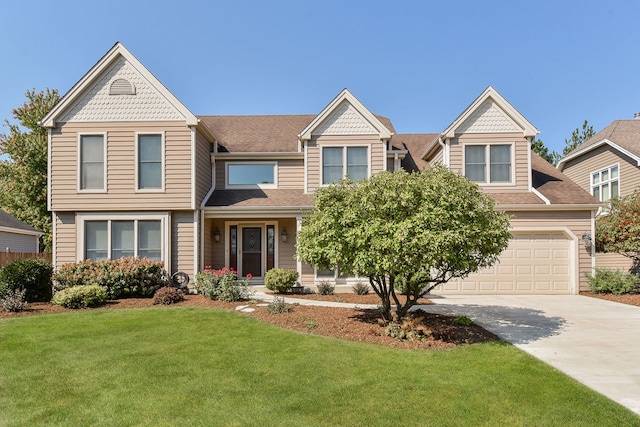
[436, 232, 572, 294]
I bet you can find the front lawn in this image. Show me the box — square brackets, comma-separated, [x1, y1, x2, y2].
[0, 307, 637, 426]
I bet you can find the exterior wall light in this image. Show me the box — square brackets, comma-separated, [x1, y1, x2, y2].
[281, 228, 288, 242]
[582, 232, 592, 252]
[213, 227, 221, 242]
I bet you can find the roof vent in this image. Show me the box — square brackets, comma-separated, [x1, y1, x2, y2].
[109, 78, 135, 95]
[634, 112, 640, 120]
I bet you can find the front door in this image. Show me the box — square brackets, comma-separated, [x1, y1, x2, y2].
[242, 227, 262, 277]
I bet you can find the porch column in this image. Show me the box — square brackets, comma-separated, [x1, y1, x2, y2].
[296, 216, 302, 283]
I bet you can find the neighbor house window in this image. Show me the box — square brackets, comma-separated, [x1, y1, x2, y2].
[226, 163, 276, 188]
[322, 146, 368, 184]
[591, 164, 619, 203]
[79, 134, 106, 190]
[83, 218, 163, 262]
[137, 133, 164, 190]
[464, 144, 512, 183]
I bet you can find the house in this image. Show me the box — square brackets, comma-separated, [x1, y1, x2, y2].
[0, 209, 42, 253]
[558, 118, 640, 270]
[41, 42, 599, 294]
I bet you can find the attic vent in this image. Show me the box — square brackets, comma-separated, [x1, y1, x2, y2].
[109, 78, 135, 95]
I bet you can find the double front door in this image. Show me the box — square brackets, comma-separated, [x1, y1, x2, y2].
[229, 225, 275, 278]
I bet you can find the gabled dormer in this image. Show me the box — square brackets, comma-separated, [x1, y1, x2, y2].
[298, 89, 394, 193]
[424, 86, 539, 192]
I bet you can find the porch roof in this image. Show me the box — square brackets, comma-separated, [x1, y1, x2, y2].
[204, 189, 314, 208]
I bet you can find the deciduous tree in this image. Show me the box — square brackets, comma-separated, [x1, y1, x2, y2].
[296, 166, 511, 322]
[0, 89, 60, 251]
[595, 189, 640, 261]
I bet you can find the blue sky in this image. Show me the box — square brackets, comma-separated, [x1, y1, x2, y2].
[1, 0, 639, 155]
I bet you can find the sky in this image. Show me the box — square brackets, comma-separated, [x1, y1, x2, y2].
[1, 0, 639, 156]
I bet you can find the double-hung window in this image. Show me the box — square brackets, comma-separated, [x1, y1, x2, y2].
[591, 164, 619, 203]
[464, 144, 512, 183]
[322, 146, 368, 185]
[82, 217, 164, 262]
[137, 133, 164, 190]
[79, 134, 106, 191]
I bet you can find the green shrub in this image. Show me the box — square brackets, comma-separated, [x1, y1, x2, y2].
[264, 268, 298, 294]
[455, 316, 474, 326]
[195, 267, 252, 302]
[266, 296, 292, 314]
[586, 267, 640, 295]
[352, 282, 370, 295]
[1, 288, 27, 312]
[0, 258, 53, 302]
[152, 287, 185, 305]
[316, 281, 335, 295]
[51, 285, 107, 309]
[53, 257, 167, 299]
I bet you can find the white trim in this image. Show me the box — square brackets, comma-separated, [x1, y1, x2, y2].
[204, 207, 310, 219]
[319, 144, 370, 186]
[383, 141, 388, 172]
[531, 187, 551, 205]
[215, 152, 304, 160]
[191, 127, 196, 210]
[0, 226, 42, 237]
[557, 138, 640, 170]
[193, 210, 199, 278]
[589, 163, 620, 204]
[40, 42, 198, 128]
[75, 212, 170, 270]
[200, 152, 216, 208]
[527, 137, 532, 189]
[223, 221, 278, 279]
[134, 131, 165, 193]
[590, 210, 596, 274]
[496, 204, 599, 211]
[303, 141, 308, 194]
[444, 138, 450, 167]
[52, 212, 57, 270]
[199, 210, 205, 275]
[47, 129, 52, 211]
[77, 132, 108, 193]
[462, 142, 515, 186]
[296, 216, 302, 281]
[224, 161, 278, 189]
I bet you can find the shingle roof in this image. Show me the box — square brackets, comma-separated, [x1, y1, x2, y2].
[0, 210, 40, 233]
[392, 133, 439, 172]
[205, 189, 314, 208]
[564, 120, 640, 159]
[198, 114, 396, 153]
[531, 152, 599, 205]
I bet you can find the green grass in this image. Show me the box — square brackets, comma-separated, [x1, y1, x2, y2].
[0, 308, 638, 426]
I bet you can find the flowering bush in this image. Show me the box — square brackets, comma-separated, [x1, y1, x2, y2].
[195, 266, 252, 302]
[52, 257, 168, 299]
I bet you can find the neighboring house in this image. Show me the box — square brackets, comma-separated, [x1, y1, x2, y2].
[41, 42, 599, 295]
[0, 209, 42, 253]
[558, 118, 640, 270]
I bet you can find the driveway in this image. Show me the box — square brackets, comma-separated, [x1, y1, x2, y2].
[417, 295, 640, 415]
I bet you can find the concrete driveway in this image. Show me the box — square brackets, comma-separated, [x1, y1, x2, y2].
[418, 295, 640, 415]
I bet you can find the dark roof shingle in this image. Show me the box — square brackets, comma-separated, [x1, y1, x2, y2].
[0, 210, 40, 233]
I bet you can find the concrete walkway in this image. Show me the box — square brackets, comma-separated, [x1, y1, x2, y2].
[255, 292, 640, 415]
[419, 295, 640, 415]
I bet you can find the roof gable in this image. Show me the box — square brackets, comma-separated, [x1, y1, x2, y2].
[0, 210, 41, 235]
[442, 86, 539, 138]
[41, 42, 197, 128]
[299, 89, 392, 140]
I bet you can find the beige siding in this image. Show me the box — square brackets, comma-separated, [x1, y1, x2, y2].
[54, 212, 76, 268]
[306, 135, 386, 193]
[50, 121, 193, 211]
[195, 129, 213, 205]
[278, 218, 297, 270]
[596, 252, 635, 271]
[563, 145, 640, 198]
[171, 211, 195, 277]
[278, 160, 304, 189]
[430, 148, 444, 166]
[449, 133, 530, 191]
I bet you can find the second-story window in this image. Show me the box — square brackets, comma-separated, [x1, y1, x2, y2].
[137, 134, 164, 190]
[226, 163, 277, 188]
[79, 134, 106, 191]
[464, 144, 512, 184]
[591, 164, 619, 203]
[322, 146, 368, 185]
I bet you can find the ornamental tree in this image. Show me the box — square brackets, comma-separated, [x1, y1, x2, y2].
[595, 189, 640, 261]
[296, 165, 511, 322]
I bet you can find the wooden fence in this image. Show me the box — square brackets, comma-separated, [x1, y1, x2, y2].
[0, 251, 52, 268]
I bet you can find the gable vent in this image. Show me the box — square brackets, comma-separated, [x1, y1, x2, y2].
[109, 78, 136, 95]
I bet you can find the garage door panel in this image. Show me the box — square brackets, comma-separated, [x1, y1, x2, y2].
[437, 232, 572, 295]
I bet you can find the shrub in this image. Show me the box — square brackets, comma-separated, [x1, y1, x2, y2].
[195, 267, 252, 302]
[0, 258, 53, 302]
[316, 281, 335, 295]
[152, 286, 185, 305]
[352, 282, 370, 295]
[455, 316, 474, 326]
[586, 267, 640, 295]
[383, 314, 427, 342]
[1, 288, 27, 312]
[53, 257, 168, 299]
[264, 268, 298, 294]
[51, 285, 107, 309]
[266, 296, 292, 314]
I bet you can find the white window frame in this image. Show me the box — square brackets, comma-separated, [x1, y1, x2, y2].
[320, 145, 371, 186]
[225, 162, 278, 189]
[76, 212, 170, 269]
[590, 163, 620, 204]
[135, 132, 165, 192]
[77, 132, 107, 193]
[462, 143, 515, 185]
